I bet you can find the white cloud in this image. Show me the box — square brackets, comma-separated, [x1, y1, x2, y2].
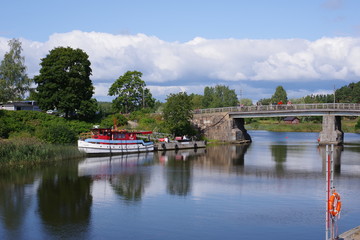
[1, 31, 359, 102]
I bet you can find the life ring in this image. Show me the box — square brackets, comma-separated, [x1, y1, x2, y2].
[328, 192, 341, 217]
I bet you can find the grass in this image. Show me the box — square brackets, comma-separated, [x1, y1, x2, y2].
[0, 137, 85, 166]
[247, 118, 359, 133]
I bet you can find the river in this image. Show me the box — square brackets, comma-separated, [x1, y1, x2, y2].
[0, 130, 360, 240]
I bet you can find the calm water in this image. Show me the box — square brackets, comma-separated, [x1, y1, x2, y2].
[1, 131, 360, 240]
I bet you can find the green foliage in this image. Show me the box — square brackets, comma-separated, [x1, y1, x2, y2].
[190, 93, 204, 109]
[271, 86, 288, 104]
[303, 94, 334, 103]
[258, 98, 272, 105]
[239, 98, 253, 106]
[355, 119, 360, 131]
[163, 92, 196, 136]
[35, 123, 77, 144]
[335, 82, 360, 103]
[0, 39, 32, 102]
[288, 98, 305, 104]
[108, 71, 155, 113]
[153, 100, 164, 113]
[76, 98, 99, 121]
[0, 137, 84, 165]
[34, 47, 95, 119]
[202, 85, 238, 108]
[0, 110, 92, 143]
[100, 113, 128, 128]
[98, 101, 114, 116]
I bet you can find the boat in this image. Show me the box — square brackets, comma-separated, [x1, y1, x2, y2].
[154, 136, 206, 151]
[78, 127, 154, 155]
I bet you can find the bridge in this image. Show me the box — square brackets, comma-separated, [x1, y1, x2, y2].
[192, 103, 360, 145]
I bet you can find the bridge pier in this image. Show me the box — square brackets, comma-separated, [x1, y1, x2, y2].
[233, 118, 252, 143]
[318, 115, 344, 145]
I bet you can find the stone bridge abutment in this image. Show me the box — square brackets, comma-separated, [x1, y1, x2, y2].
[192, 113, 251, 143]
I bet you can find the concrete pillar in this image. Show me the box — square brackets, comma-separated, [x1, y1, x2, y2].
[319, 115, 343, 145]
[232, 118, 252, 143]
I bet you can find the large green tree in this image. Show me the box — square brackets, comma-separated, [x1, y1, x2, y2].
[163, 92, 195, 136]
[271, 86, 288, 104]
[34, 47, 96, 119]
[202, 85, 238, 108]
[0, 39, 31, 102]
[335, 82, 360, 103]
[190, 93, 204, 109]
[108, 71, 155, 113]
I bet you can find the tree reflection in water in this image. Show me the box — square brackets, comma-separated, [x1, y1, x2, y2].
[0, 168, 35, 239]
[110, 172, 150, 203]
[165, 151, 192, 196]
[37, 162, 92, 239]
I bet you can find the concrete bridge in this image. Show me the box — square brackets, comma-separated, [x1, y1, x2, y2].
[192, 103, 360, 145]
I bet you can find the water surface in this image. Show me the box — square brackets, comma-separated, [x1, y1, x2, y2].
[1, 131, 360, 240]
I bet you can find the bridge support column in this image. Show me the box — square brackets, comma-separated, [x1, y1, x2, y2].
[319, 115, 343, 145]
[232, 118, 252, 143]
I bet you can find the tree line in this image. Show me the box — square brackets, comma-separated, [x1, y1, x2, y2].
[1, 39, 360, 139]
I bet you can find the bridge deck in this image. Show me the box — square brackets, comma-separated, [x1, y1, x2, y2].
[194, 103, 360, 118]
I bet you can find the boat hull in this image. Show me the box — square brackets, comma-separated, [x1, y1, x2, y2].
[78, 139, 154, 155]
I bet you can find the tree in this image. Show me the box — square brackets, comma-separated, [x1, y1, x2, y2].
[239, 98, 253, 106]
[0, 39, 31, 102]
[34, 47, 96, 119]
[202, 86, 214, 108]
[335, 82, 360, 103]
[202, 85, 238, 108]
[271, 86, 288, 104]
[303, 94, 334, 103]
[190, 93, 204, 109]
[163, 92, 195, 136]
[108, 71, 155, 113]
[258, 98, 272, 105]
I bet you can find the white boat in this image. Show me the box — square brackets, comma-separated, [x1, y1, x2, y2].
[78, 127, 154, 155]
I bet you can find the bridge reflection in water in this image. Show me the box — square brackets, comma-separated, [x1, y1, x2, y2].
[193, 103, 360, 145]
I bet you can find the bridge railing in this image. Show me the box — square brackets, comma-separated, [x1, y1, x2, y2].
[193, 103, 360, 114]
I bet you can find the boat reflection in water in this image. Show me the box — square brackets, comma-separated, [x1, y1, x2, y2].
[157, 148, 207, 164]
[78, 152, 154, 178]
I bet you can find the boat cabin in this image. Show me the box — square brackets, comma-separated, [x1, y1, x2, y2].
[90, 128, 152, 141]
[91, 129, 138, 140]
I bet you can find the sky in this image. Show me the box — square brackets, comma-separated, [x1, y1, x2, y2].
[1, 0, 360, 103]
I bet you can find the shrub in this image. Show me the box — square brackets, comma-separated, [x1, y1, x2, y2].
[100, 113, 128, 128]
[36, 123, 77, 144]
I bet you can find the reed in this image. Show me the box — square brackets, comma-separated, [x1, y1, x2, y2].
[0, 137, 84, 166]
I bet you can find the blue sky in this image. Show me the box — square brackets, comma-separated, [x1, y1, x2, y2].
[1, 0, 360, 102]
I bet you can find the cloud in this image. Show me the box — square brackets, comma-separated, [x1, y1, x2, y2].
[0, 31, 359, 102]
[321, 0, 344, 10]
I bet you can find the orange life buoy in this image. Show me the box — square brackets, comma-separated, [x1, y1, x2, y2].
[328, 192, 341, 217]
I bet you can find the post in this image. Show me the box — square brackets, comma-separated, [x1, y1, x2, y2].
[326, 145, 329, 240]
[326, 144, 335, 240]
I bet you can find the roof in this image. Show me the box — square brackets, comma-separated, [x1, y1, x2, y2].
[283, 117, 299, 121]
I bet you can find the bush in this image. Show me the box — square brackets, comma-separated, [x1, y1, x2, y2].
[100, 113, 128, 128]
[36, 123, 77, 144]
[356, 119, 360, 131]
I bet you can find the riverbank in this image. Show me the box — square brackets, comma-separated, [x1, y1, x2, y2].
[247, 118, 359, 133]
[0, 137, 84, 166]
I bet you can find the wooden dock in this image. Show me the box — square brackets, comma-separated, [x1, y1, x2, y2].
[339, 226, 360, 240]
[154, 140, 206, 151]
